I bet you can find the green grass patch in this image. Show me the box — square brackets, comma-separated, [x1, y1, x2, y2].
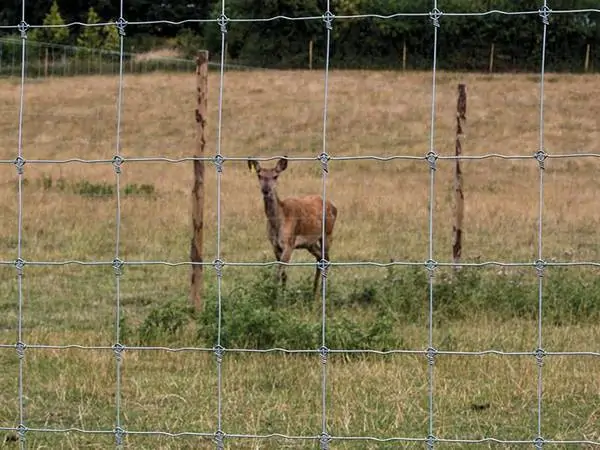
[19, 175, 157, 198]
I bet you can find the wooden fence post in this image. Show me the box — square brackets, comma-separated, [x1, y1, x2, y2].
[584, 43, 591, 72]
[453, 83, 466, 270]
[44, 47, 49, 78]
[190, 50, 209, 312]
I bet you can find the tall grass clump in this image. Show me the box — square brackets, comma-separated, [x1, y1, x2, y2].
[132, 266, 600, 350]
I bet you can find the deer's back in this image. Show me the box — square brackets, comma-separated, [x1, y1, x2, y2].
[282, 195, 337, 237]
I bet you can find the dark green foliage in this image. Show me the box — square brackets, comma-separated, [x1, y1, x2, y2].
[193, 265, 600, 351]
[137, 299, 196, 345]
[124, 264, 600, 351]
[200, 0, 600, 71]
[196, 269, 321, 349]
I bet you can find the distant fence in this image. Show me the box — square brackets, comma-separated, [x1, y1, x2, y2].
[0, 38, 258, 79]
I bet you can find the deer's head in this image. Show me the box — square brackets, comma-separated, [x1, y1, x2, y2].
[248, 157, 288, 195]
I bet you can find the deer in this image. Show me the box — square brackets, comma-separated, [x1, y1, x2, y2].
[247, 157, 338, 299]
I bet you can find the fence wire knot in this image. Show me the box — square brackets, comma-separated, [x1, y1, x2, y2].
[213, 429, 225, 449]
[213, 344, 225, 364]
[115, 17, 128, 36]
[534, 259, 546, 277]
[217, 14, 229, 34]
[319, 432, 331, 449]
[319, 345, 329, 364]
[538, 5, 551, 25]
[534, 348, 546, 367]
[318, 152, 330, 173]
[113, 343, 125, 361]
[213, 259, 224, 278]
[427, 434, 437, 449]
[426, 347, 437, 366]
[16, 424, 27, 440]
[429, 8, 443, 27]
[112, 258, 124, 276]
[318, 258, 330, 278]
[534, 436, 545, 449]
[425, 151, 438, 170]
[425, 259, 438, 277]
[213, 154, 225, 173]
[14, 257, 25, 274]
[112, 155, 124, 173]
[534, 150, 547, 169]
[322, 11, 335, 30]
[17, 21, 29, 38]
[14, 156, 25, 174]
[114, 426, 125, 446]
[15, 341, 26, 359]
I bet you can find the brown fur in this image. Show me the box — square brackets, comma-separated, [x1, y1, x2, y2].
[248, 157, 338, 298]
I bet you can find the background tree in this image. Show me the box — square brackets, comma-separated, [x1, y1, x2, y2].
[76, 7, 103, 52]
[29, 0, 69, 44]
[102, 20, 121, 51]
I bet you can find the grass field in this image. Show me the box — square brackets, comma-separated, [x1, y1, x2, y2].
[0, 70, 599, 448]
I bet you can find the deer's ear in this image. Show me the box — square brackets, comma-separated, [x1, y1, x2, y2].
[248, 159, 260, 174]
[276, 156, 288, 173]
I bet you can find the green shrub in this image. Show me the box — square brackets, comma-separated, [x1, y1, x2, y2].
[138, 299, 196, 345]
[72, 180, 114, 197]
[123, 183, 155, 196]
[196, 269, 400, 351]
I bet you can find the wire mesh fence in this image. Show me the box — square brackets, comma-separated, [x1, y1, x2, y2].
[2, 1, 600, 448]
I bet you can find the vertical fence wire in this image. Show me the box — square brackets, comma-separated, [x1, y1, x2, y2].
[112, 3, 127, 447]
[214, 0, 228, 447]
[319, 2, 333, 448]
[4, 3, 600, 449]
[15, 0, 28, 447]
[426, 1, 441, 447]
[536, 1, 550, 446]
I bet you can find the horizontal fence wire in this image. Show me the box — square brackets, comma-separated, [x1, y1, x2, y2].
[3, 8, 600, 30]
[4, 1, 600, 448]
[3, 152, 600, 166]
[1, 343, 599, 358]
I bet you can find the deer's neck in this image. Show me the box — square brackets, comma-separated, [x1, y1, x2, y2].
[262, 189, 283, 234]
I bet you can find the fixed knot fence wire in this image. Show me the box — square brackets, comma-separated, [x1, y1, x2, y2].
[3, 0, 600, 448]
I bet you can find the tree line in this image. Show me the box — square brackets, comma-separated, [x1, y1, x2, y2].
[1, 0, 599, 72]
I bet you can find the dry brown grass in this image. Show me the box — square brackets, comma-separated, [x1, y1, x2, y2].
[0, 71, 599, 448]
[1, 70, 600, 267]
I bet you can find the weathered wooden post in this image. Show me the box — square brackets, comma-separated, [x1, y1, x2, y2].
[584, 43, 591, 72]
[190, 50, 208, 312]
[453, 84, 466, 270]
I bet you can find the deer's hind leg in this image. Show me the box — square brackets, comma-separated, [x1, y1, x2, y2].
[308, 243, 324, 298]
